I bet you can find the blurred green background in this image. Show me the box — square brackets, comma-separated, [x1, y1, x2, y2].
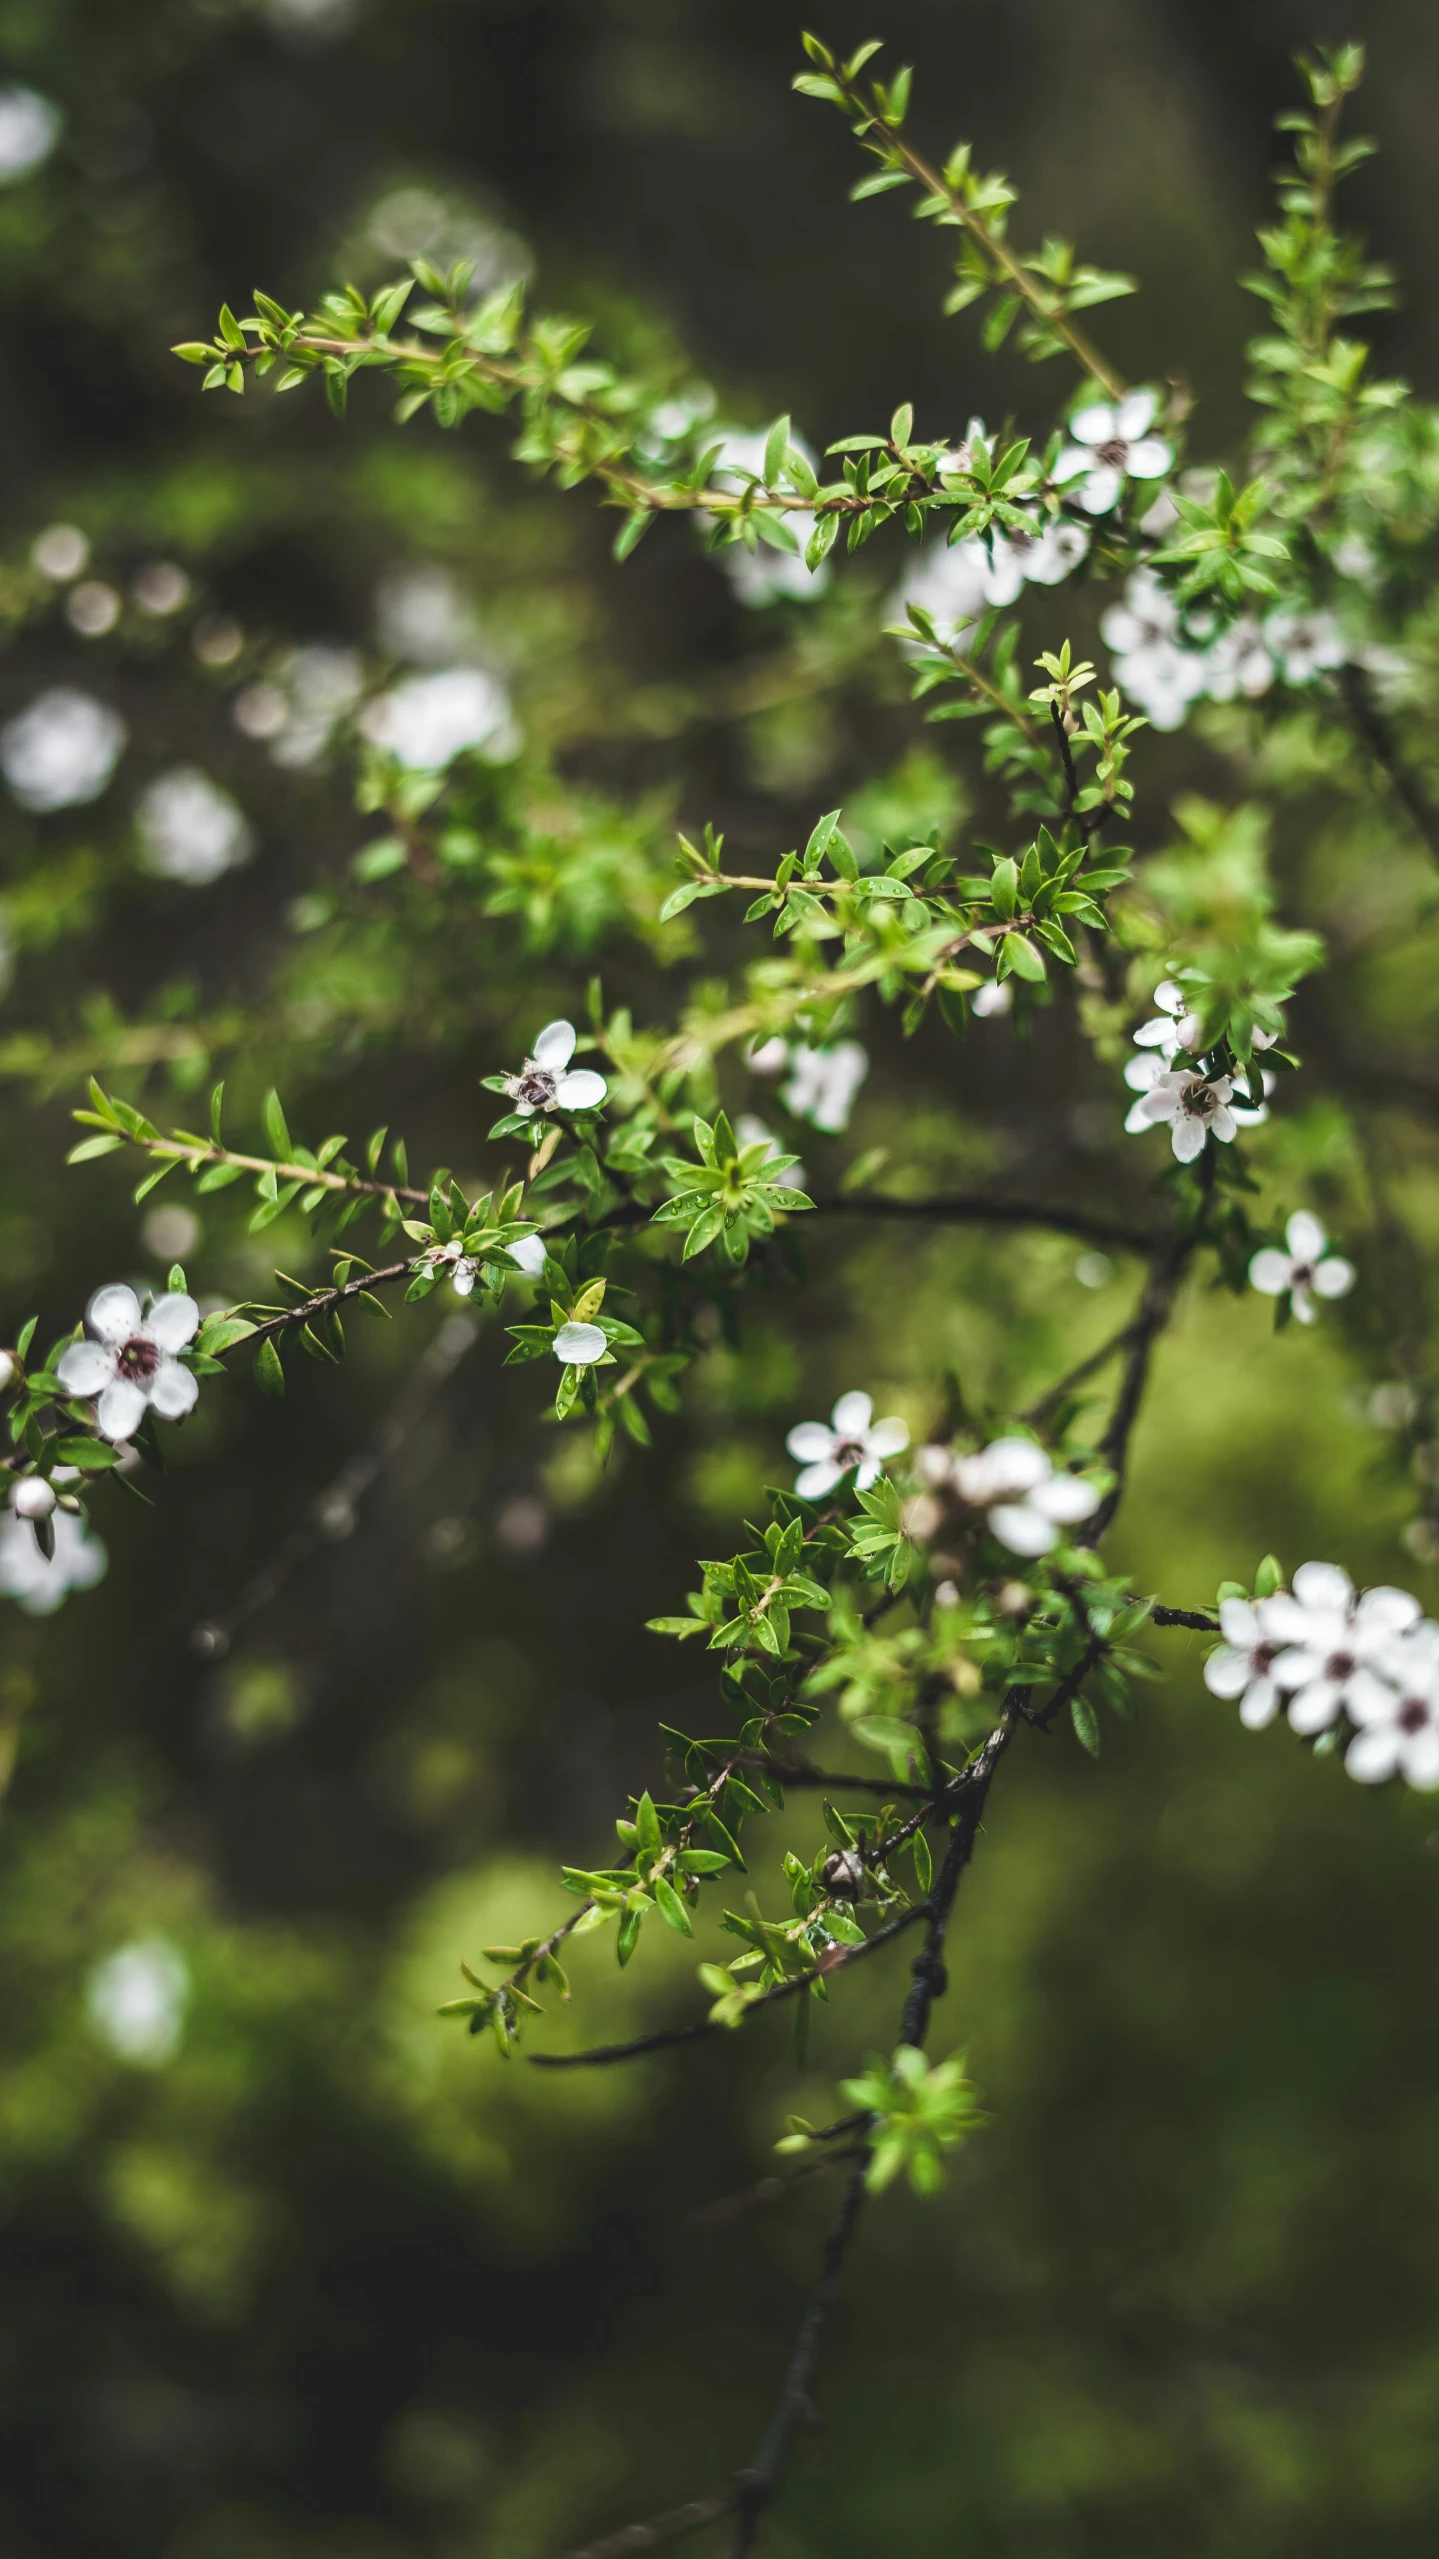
[3, 2, 1439, 2554]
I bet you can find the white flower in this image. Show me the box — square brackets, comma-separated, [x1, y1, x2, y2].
[136, 767, 254, 886]
[1052, 390, 1172, 516]
[935, 416, 991, 480]
[736, 1114, 806, 1194]
[782, 1041, 868, 1134]
[708, 428, 830, 605]
[553, 1321, 607, 1367]
[1346, 1623, 1439, 1788]
[360, 665, 520, 769]
[0, 87, 62, 185]
[86, 1938, 189, 2065]
[1202, 615, 1274, 702]
[56, 1284, 201, 1442]
[1100, 570, 1206, 731]
[1249, 1212, 1355, 1325]
[746, 1035, 790, 1078]
[1132, 977, 1203, 1062]
[977, 514, 1090, 605]
[1, 688, 127, 812]
[1127, 1066, 1237, 1162]
[949, 1435, 1099, 1556]
[1203, 1596, 1288, 1729]
[257, 644, 364, 768]
[374, 565, 478, 664]
[30, 523, 89, 581]
[786, 1390, 909, 1500]
[11, 1476, 55, 1521]
[507, 1233, 549, 1278]
[1263, 608, 1347, 686]
[1263, 1562, 1420, 1735]
[970, 979, 1012, 1020]
[0, 1507, 106, 1614]
[890, 537, 990, 647]
[501, 1019, 607, 1117]
[427, 1228, 546, 1296]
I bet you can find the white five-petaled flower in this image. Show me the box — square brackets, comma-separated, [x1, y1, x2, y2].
[787, 1391, 909, 1501]
[553, 1321, 607, 1368]
[977, 514, 1090, 605]
[1100, 570, 1206, 731]
[1261, 1562, 1420, 1735]
[1263, 608, 1347, 687]
[1346, 1623, 1439, 1789]
[1202, 1596, 1289, 1729]
[781, 1041, 868, 1135]
[502, 1020, 608, 1118]
[943, 1435, 1100, 1557]
[1249, 1212, 1356, 1325]
[56, 1284, 201, 1442]
[1127, 1066, 1237, 1162]
[1053, 390, 1173, 516]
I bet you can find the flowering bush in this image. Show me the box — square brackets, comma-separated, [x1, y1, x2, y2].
[6, 25, 1439, 2552]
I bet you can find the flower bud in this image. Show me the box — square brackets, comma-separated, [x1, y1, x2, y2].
[821, 1846, 865, 1899]
[0, 1351, 16, 1392]
[12, 1475, 56, 1520]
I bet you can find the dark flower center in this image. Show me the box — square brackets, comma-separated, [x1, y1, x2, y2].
[1182, 1083, 1218, 1118]
[1399, 1698, 1431, 1733]
[834, 1438, 867, 1469]
[1291, 1262, 1315, 1287]
[516, 1067, 557, 1109]
[1252, 1643, 1278, 1674]
[117, 1335, 160, 1383]
[1093, 436, 1129, 468]
[1324, 1650, 1355, 1681]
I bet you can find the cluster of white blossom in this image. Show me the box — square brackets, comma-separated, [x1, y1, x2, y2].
[1123, 979, 1273, 1161]
[748, 1035, 868, 1134]
[787, 1392, 910, 1500]
[917, 1434, 1100, 1556]
[1101, 568, 1349, 732]
[360, 665, 521, 770]
[234, 644, 365, 766]
[1206, 1563, 1439, 1789]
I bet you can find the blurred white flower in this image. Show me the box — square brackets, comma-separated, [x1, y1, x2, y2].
[136, 767, 254, 886]
[708, 428, 830, 606]
[787, 1390, 909, 1499]
[30, 523, 89, 582]
[970, 979, 1012, 1020]
[56, 1283, 201, 1442]
[1101, 570, 1206, 732]
[782, 1041, 868, 1134]
[246, 645, 363, 767]
[141, 1203, 201, 1263]
[66, 581, 121, 638]
[746, 1035, 790, 1077]
[976, 514, 1089, 605]
[1249, 1212, 1355, 1325]
[0, 87, 62, 186]
[1203, 1596, 1287, 1729]
[1264, 608, 1347, 686]
[364, 186, 532, 297]
[360, 665, 520, 768]
[132, 561, 192, 617]
[1202, 615, 1274, 702]
[86, 1938, 189, 2066]
[553, 1321, 607, 1367]
[374, 565, 478, 665]
[0, 688, 127, 812]
[890, 537, 989, 647]
[11, 1476, 55, 1521]
[1132, 976, 1202, 1062]
[500, 1019, 607, 1118]
[1346, 1624, 1439, 1788]
[1053, 389, 1172, 515]
[948, 1435, 1099, 1556]
[0, 1506, 106, 1613]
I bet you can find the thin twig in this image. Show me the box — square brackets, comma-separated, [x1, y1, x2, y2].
[728, 2149, 870, 2558]
[1083, 1231, 1191, 1543]
[554, 2494, 735, 2559]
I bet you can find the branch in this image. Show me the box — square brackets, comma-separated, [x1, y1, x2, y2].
[1152, 1604, 1219, 1631]
[555, 2495, 735, 2559]
[1083, 1229, 1192, 1543]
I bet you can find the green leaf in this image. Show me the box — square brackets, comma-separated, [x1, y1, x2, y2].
[263, 1090, 292, 1161]
[252, 1337, 285, 1398]
[654, 1877, 694, 1937]
[1070, 1693, 1101, 1757]
[763, 413, 791, 486]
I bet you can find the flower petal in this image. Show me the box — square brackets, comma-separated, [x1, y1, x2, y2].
[830, 1390, 874, 1437]
[1285, 1210, 1327, 1263]
[1313, 1256, 1355, 1299]
[56, 1339, 115, 1396]
[553, 1320, 607, 1366]
[1116, 389, 1159, 439]
[1292, 1560, 1354, 1615]
[786, 1421, 837, 1462]
[1248, 1249, 1293, 1297]
[988, 1501, 1058, 1557]
[148, 1357, 198, 1419]
[866, 1418, 910, 1459]
[95, 1378, 147, 1442]
[145, 1291, 200, 1353]
[854, 1459, 881, 1491]
[1050, 444, 1093, 486]
[1203, 1645, 1252, 1699]
[1068, 401, 1118, 446]
[1124, 1097, 1155, 1133]
[507, 1234, 548, 1277]
[531, 1020, 576, 1071]
[1239, 1676, 1281, 1729]
[1344, 1666, 1401, 1727]
[1033, 1473, 1099, 1524]
[1125, 436, 1172, 479]
[554, 1068, 608, 1111]
[1077, 465, 1124, 516]
[1171, 1115, 1206, 1163]
[1288, 1678, 1341, 1734]
[1400, 1730, 1439, 1790]
[794, 1458, 843, 1500]
[1356, 1585, 1422, 1637]
[87, 1284, 142, 1343]
[1218, 1598, 1262, 1645]
[1346, 1725, 1400, 1784]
